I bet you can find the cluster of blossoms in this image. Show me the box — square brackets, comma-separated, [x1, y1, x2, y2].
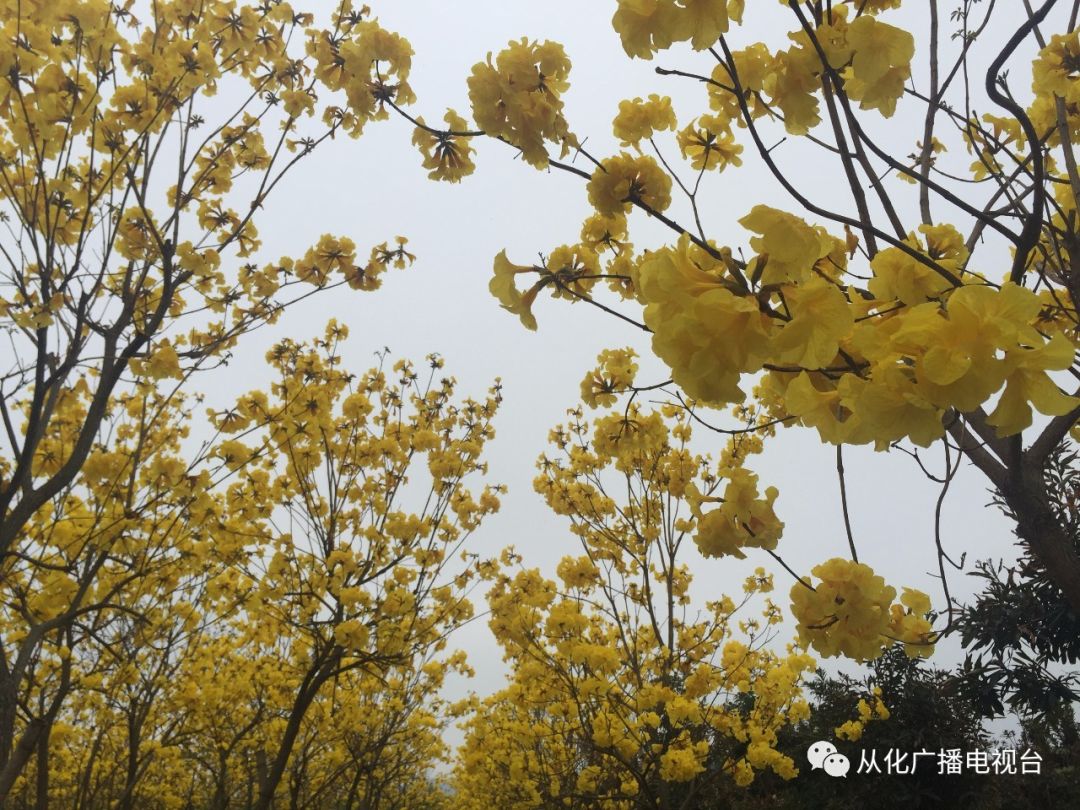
[412, 109, 477, 182]
[467, 38, 577, 168]
[612, 94, 678, 146]
[588, 152, 675, 216]
[579, 347, 640, 408]
[622, 219, 1075, 449]
[308, 11, 416, 133]
[690, 469, 783, 559]
[835, 685, 891, 741]
[612, 0, 746, 58]
[790, 559, 935, 661]
[489, 245, 604, 330]
[677, 113, 744, 171]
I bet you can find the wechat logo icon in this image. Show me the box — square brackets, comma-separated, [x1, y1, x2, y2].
[807, 740, 850, 777]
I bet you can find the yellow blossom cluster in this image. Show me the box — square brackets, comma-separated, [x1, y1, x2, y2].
[588, 152, 674, 216]
[308, 9, 417, 134]
[601, 215, 1077, 448]
[580, 348, 640, 408]
[790, 558, 935, 661]
[612, 0, 746, 59]
[452, 400, 817, 805]
[677, 113, 744, 171]
[412, 109, 477, 181]
[691, 468, 783, 559]
[835, 686, 891, 741]
[612, 94, 678, 146]
[467, 38, 577, 167]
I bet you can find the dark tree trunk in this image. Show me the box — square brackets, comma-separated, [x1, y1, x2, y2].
[252, 649, 340, 810]
[34, 720, 50, 810]
[0, 719, 46, 802]
[1005, 460, 1080, 616]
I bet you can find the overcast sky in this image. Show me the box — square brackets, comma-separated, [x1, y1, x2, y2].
[203, 1, 1063, 716]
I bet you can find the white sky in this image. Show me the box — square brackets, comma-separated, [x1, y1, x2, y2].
[205, 1, 1065, 720]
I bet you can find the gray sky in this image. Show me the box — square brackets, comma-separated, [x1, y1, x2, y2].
[210, 1, 1056, 716]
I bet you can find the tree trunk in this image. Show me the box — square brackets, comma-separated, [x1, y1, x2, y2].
[342, 763, 364, 810]
[0, 670, 17, 777]
[212, 748, 230, 810]
[950, 416, 1080, 615]
[115, 711, 142, 810]
[1005, 462, 1080, 616]
[252, 681, 322, 810]
[74, 731, 103, 810]
[34, 719, 50, 810]
[252, 750, 267, 810]
[0, 719, 45, 803]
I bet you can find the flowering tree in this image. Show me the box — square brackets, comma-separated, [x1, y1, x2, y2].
[0, 0, 492, 803]
[0, 323, 503, 807]
[453, 402, 822, 806]
[389, 1, 1080, 669]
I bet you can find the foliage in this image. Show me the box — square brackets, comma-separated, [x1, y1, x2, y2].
[956, 441, 1080, 719]
[743, 649, 992, 809]
[729, 649, 1080, 810]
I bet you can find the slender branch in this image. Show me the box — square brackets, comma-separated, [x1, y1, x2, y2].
[714, 38, 963, 287]
[984, 0, 1059, 281]
[836, 445, 858, 563]
[1029, 397, 1080, 463]
[918, 1, 940, 225]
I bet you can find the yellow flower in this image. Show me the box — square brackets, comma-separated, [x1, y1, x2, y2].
[612, 0, 737, 58]
[987, 332, 1079, 436]
[677, 114, 743, 171]
[468, 39, 576, 167]
[412, 109, 477, 182]
[843, 16, 915, 117]
[613, 94, 677, 146]
[660, 745, 706, 781]
[739, 205, 831, 286]
[790, 558, 896, 660]
[1033, 32, 1080, 104]
[489, 250, 540, 330]
[835, 719, 864, 741]
[771, 276, 854, 369]
[587, 152, 673, 215]
[694, 469, 783, 559]
[580, 348, 639, 408]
